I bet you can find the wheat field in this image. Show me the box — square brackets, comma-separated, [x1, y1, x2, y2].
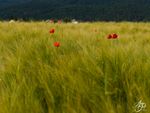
[0, 21, 150, 113]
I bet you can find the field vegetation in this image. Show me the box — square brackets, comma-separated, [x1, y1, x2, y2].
[0, 22, 150, 113]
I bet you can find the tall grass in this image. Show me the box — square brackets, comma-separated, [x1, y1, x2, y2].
[0, 22, 150, 113]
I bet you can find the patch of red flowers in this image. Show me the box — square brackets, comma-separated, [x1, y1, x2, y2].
[112, 33, 118, 39]
[107, 34, 113, 39]
[49, 28, 55, 34]
[107, 33, 118, 39]
[54, 42, 60, 47]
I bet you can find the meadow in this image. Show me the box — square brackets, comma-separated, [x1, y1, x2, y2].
[0, 21, 150, 113]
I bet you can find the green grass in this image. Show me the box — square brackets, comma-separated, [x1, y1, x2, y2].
[0, 21, 150, 113]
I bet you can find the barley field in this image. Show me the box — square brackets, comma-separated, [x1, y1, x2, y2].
[0, 22, 150, 113]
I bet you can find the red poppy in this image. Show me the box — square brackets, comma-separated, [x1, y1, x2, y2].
[112, 33, 118, 39]
[107, 34, 113, 39]
[49, 28, 55, 34]
[54, 42, 60, 47]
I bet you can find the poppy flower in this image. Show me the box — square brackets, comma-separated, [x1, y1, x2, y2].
[107, 34, 113, 39]
[54, 42, 60, 47]
[112, 33, 118, 39]
[49, 28, 55, 34]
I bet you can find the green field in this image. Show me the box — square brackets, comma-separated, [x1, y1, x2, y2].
[0, 22, 150, 113]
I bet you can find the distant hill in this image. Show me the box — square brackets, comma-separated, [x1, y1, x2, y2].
[0, 0, 150, 21]
[0, 0, 31, 8]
